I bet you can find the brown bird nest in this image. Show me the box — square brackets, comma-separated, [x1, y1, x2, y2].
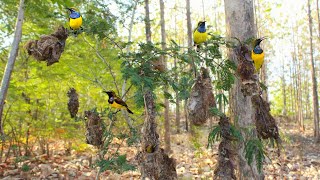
[84, 110, 103, 147]
[188, 67, 216, 126]
[25, 26, 68, 66]
[251, 95, 280, 141]
[136, 148, 177, 179]
[67, 88, 79, 118]
[235, 43, 258, 96]
[214, 115, 237, 179]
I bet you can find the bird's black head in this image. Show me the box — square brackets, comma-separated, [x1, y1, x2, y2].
[66, 7, 77, 13]
[103, 90, 115, 97]
[254, 37, 266, 47]
[197, 21, 206, 27]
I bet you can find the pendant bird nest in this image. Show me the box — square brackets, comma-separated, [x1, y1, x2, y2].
[67, 88, 79, 118]
[236, 43, 259, 96]
[251, 95, 280, 141]
[25, 26, 68, 66]
[84, 110, 103, 147]
[188, 67, 216, 126]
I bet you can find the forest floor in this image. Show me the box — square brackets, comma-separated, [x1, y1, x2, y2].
[1, 118, 320, 179]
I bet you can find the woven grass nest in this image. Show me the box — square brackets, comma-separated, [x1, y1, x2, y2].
[188, 67, 216, 126]
[25, 26, 68, 66]
[84, 110, 103, 147]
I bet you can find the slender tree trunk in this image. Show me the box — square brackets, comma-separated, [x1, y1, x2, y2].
[0, 0, 24, 137]
[307, 0, 320, 142]
[317, 0, 320, 38]
[184, 100, 188, 131]
[186, 0, 194, 133]
[136, 1, 177, 179]
[159, 0, 170, 153]
[281, 57, 287, 117]
[224, 0, 264, 179]
[174, 5, 180, 134]
[121, 0, 138, 130]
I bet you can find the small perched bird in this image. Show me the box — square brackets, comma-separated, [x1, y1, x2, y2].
[103, 90, 133, 114]
[66, 7, 83, 35]
[251, 37, 265, 72]
[193, 21, 208, 50]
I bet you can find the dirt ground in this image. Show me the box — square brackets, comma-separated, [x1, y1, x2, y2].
[0, 118, 320, 179]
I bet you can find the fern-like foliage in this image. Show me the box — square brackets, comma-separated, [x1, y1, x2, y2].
[244, 138, 265, 172]
[207, 125, 222, 148]
[97, 154, 136, 174]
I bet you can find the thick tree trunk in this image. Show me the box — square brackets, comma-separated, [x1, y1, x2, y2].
[224, 0, 264, 179]
[159, 0, 171, 153]
[307, 0, 320, 142]
[0, 0, 24, 137]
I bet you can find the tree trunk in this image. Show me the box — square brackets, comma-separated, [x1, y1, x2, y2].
[121, 0, 138, 131]
[0, 0, 24, 137]
[307, 0, 320, 142]
[159, 0, 171, 153]
[224, 0, 264, 179]
[136, 1, 177, 179]
[281, 57, 287, 117]
[174, 6, 181, 134]
[317, 0, 320, 38]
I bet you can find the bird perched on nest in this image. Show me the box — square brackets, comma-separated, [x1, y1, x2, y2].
[103, 90, 134, 114]
[193, 21, 208, 50]
[251, 37, 266, 72]
[66, 7, 83, 36]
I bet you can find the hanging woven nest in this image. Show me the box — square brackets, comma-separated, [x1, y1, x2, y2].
[235, 43, 258, 96]
[188, 67, 216, 126]
[251, 95, 280, 141]
[25, 26, 68, 66]
[67, 88, 79, 118]
[84, 110, 103, 147]
[214, 115, 237, 179]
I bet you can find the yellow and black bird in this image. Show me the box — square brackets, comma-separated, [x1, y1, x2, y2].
[103, 90, 134, 114]
[193, 21, 208, 50]
[66, 7, 83, 35]
[251, 37, 266, 72]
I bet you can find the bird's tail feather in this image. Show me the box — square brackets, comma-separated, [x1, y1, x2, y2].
[126, 108, 134, 114]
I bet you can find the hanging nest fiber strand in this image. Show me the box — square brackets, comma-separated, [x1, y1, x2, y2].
[67, 88, 79, 118]
[235, 43, 258, 96]
[25, 26, 68, 66]
[188, 67, 216, 126]
[84, 110, 103, 146]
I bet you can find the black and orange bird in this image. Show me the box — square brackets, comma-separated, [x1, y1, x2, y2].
[103, 90, 133, 114]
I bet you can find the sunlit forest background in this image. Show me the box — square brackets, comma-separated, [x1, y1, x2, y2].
[0, 0, 320, 179]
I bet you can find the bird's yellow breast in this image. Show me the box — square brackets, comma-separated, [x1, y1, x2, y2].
[69, 16, 82, 30]
[193, 30, 208, 44]
[251, 50, 264, 72]
[110, 102, 125, 109]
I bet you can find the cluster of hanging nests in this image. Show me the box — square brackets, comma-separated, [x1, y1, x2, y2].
[188, 67, 216, 126]
[25, 26, 68, 66]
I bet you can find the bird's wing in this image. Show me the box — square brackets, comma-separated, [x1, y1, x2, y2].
[114, 97, 128, 107]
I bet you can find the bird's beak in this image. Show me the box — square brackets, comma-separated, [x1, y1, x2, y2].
[65, 7, 73, 12]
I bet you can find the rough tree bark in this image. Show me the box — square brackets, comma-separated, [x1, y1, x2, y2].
[307, 0, 320, 142]
[159, 0, 171, 153]
[0, 0, 24, 137]
[224, 0, 264, 179]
